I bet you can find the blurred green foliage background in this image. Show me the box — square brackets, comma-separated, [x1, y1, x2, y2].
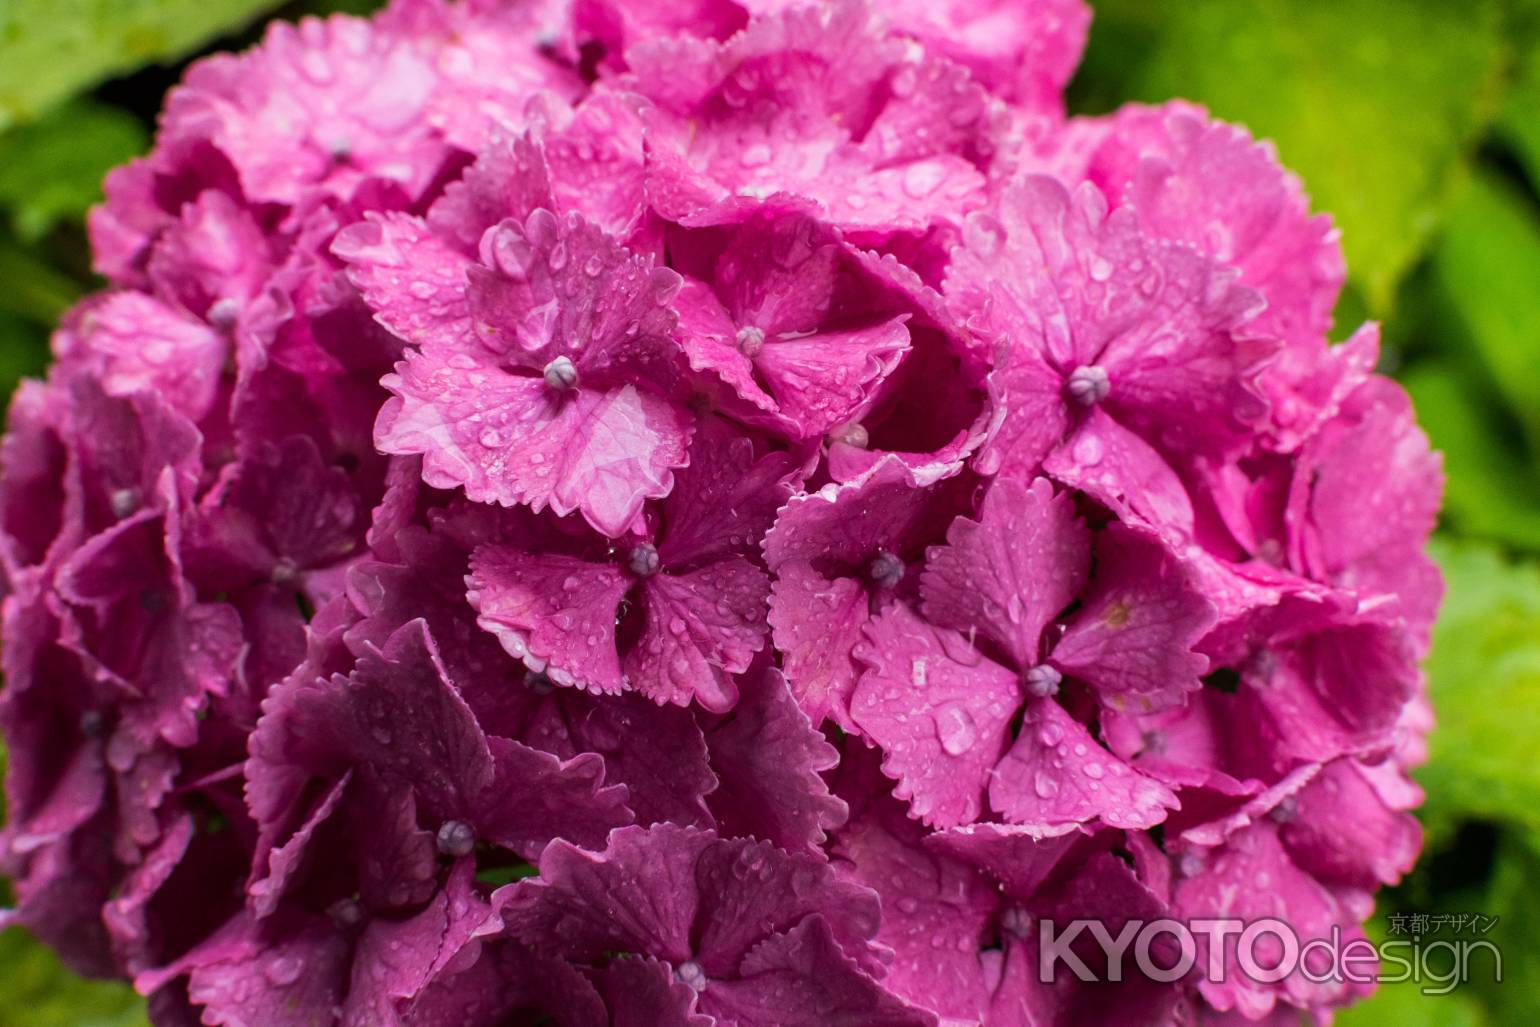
[0, 0, 1538, 1023]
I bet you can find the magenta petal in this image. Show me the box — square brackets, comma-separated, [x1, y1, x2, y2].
[164, 14, 446, 205]
[1120, 104, 1345, 349]
[754, 320, 911, 439]
[466, 546, 629, 693]
[925, 822, 1080, 898]
[404, 937, 609, 1027]
[55, 292, 227, 423]
[700, 916, 937, 1027]
[704, 668, 846, 854]
[146, 188, 272, 319]
[186, 433, 364, 590]
[859, 53, 997, 168]
[676, 278, 781, 419]
[426, 132, 558, 253]
[714, 212, 840, 334]
[766, 562, 869, 733]
[536, 384, 694, 536]
[334, 212, 475, 351]
[1043, 405, 1196, 539]
[1262, 321, 1379, 454]
[852, 603, 1019, 828]
[950, 176, 1269, 455]
[944, 178, 1097, 371]
[691, 837, 885, 979]
[974, 338, 1070, 480]
[289, 622, 496, 818]
[868, 0, 1089, 109]
[344, 859, 501, 1025]
[1278, 758, 1421, 890]
[477, 737, 635, 859]
[539, 692, 719, 830]
[835, 802, 997, 1020]
[1049, 524, 1216, 713]
[921, 476, 1089, 669]
[500, 823, 712, 963]
[1292, 379, 1442, 601]
[1175, 822, 1367, 1018]
[247, 772, 350, 917]
[147, 912, 350, 1027]
[464, 209, 681, 379]
[988, 698, 1178, 832]
[764, 454, 966, 571]
[626, 558, 770, 712]
[658, 413, 797, 567]
[602, 956, 713, 1027]
[349, 784, 437, 912]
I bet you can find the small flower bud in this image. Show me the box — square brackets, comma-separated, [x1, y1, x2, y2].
[868, 551, 904, 589]
[436, 820, 477, 858]
[1065, 364, 1110, 406]
[829, 421, 869, 449]
[79, 709, 106, 739]
[1023, 664, 1062, 699]
[328, 897, 366, 931]
[676, 960, 707, 991]
[735, 325, 766, 358]
[627, 543, 661, 578]
[543, 356, 579, 391]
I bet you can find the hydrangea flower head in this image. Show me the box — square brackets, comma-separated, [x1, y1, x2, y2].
[0, 1, 1441, 1024]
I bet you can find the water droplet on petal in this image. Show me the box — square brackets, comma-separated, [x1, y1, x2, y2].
[935, 703, 978, 756]
[903, 161, 946, 198]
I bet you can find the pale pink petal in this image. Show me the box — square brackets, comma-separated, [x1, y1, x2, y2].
[466, 546, 630, 693]
[378, 350, 693, 537]
[851, 602, 1018, 828]
[333, 212, 474, 351]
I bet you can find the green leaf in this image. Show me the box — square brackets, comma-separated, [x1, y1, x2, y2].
[0, 311, 49, 404]
[0, 99, 147, 243]
[1419, 539, 1540, 832]
[1402, 360, 1540, 551]
[1426, 172, 1540, 454]
[1499, 44, 1540, 193]
[1073, 0, 1507, 314]
[1469, 837, 1540, 1021]
[0, 0, 285, 131]
[0, 238, 81, 324]
[0, 929, 149, 1027]
[1336, 974, 1489, 1027]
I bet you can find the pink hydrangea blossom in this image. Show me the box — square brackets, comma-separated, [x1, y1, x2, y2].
[0, 0, 1442, 1024]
